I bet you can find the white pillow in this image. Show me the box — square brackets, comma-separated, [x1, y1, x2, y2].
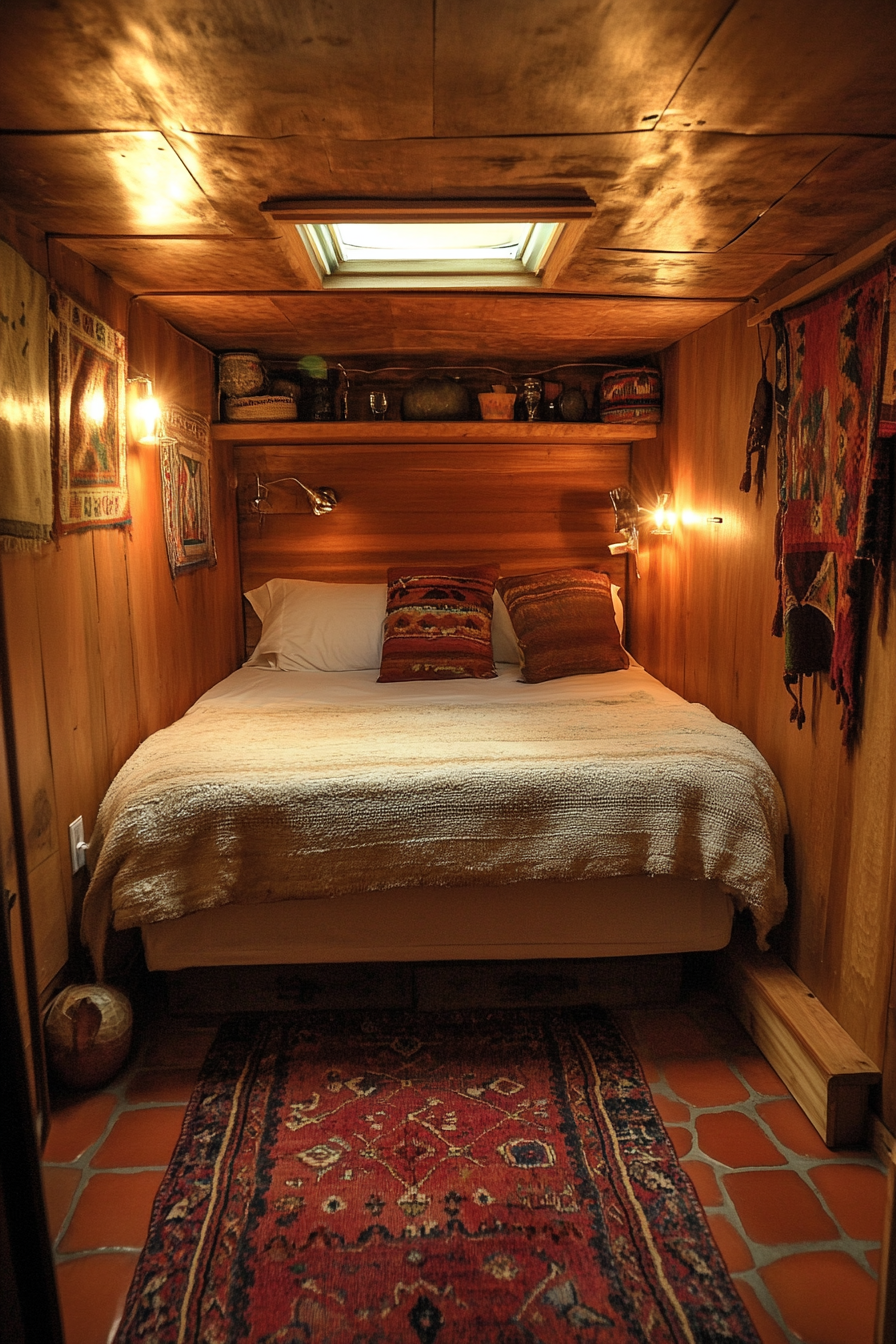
[492, 584, 624, 665]
[244, 579, 387, 671]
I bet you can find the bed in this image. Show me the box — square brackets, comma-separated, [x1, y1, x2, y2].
[81, 569, 788, 981]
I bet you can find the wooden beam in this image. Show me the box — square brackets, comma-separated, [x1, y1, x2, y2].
[749, 222, 896, 324]
[716, 935, 881, 1147]
[259, 197, 596, 222]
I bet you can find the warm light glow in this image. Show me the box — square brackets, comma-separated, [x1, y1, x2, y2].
[134, 396, 160, 443]
[650, 493, 676, 535]
[127, 377, 161, 444]
[681, 508, 724, 527]
[83, 391, 106, 424]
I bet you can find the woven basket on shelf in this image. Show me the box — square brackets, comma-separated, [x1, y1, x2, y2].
[599, 368, 662, 424]
[225, 395, 298, 423]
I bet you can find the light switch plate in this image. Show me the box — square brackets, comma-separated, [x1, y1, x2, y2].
[69, 816, 87, 874]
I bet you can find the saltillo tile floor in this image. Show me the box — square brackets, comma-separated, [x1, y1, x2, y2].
[43, 989, 886, 1344]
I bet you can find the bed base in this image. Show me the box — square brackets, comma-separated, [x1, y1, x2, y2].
[164, 953, 685, 1016]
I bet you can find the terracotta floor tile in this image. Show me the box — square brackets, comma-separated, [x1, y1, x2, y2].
[809, 1163, 887, 1241]
[44, 1092, 118, 1163]
[91, 1106, 186, 1169]
[735, 1281, 790, 1344]
[695, 1111, 787, 1168]
[734, 1056, 790, 1097]
[683, 1002, 755, 1053]
[125, 1067, 200, 1104]
[707, 1213, 754, 1272]
[681, 1159, 723, 1208]
[637, 1057, 661, 1084]
[757, 1098, 835, 1158]
[56, 1251, 140, 1344]
[626, 1009, 714, 1060]
[724, 1169, 839, 1244]
[42, 1165, 82, 1240]
[760, 1250, 877, 1344]
[663, 1059, 749, 1108]
[138, 1025, 216, 1068]
[867, 1248, 881, 1274]
[60, 1171, 164, 1252]
[665, 1125, 693, 1159]
[652, 1091, 690, 1123]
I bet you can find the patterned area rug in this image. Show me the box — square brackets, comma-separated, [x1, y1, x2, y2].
[116, 1010, 759, 1342]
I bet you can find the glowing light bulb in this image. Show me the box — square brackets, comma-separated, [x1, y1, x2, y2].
[135, 396, 160, 443]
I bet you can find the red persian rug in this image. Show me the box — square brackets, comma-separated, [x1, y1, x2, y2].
[115, 1010, 758, 1342]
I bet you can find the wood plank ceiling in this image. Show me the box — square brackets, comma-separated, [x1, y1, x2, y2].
[1, 0, 894, 363]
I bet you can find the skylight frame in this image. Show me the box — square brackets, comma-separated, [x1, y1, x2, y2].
[260, 198, 594, 291]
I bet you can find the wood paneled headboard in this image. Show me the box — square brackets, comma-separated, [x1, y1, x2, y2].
[210, 421, 655, 654]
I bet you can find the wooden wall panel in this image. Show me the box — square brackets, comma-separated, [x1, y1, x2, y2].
[234, 437, 630, 598]
[0, 226, 243, 985]
[629, 303, 896, 1127]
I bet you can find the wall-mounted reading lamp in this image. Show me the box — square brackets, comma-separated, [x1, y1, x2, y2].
[251, 474, 338, 520]
[608, 486, 679, 577]
[126, 375, 164, 445]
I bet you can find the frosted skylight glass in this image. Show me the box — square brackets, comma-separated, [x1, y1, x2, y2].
[333, 222, 531, 261]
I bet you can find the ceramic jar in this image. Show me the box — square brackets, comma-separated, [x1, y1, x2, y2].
[477, 392, 517, 420]
[218, 350, 265, 399]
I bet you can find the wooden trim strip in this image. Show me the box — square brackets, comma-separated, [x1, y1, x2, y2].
[749, 222, 896, 324]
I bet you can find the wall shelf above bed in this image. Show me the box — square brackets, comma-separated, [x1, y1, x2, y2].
[211, 420, 657, 445]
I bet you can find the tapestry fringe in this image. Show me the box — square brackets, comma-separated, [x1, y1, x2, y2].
[0, 530, 52, 552]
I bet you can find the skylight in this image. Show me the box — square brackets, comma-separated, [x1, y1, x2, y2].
[333, 222, 533, 261]
[260, 198, 595, 290]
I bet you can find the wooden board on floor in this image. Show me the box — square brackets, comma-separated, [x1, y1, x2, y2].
[716, 936, 880, 1148]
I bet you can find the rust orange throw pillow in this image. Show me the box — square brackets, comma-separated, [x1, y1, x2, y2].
[496, 568, 629, 682]
[378, 564, 499, 681]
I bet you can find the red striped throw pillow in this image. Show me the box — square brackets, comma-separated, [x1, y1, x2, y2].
[496, 568, 629, 682]
[377, 564, 499, 681]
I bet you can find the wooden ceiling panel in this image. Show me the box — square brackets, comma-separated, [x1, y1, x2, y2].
[163, 132, 338, 238]
[659, 0, 896, 136]
[62, 237, 304, 294]
[144, 296, 298, 348]
[268, 293, 736, 360]
[730, 139, 896, 255]
[434, 0, 731, 136]
[62, 1, 434, 140]
[325, 132, 838, 252]
[0, 8, 153, 131]
[552, 245, 822, 298]
[0, 132, 228, 235]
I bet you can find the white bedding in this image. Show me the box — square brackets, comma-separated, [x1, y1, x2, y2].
[82, 663, 788, 976]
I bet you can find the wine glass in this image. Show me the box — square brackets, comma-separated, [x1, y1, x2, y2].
[369, 392, 388, 420]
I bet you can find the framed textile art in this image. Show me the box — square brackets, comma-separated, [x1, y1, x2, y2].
[159, 405, 216, 576]
[50, 288, 130, 533]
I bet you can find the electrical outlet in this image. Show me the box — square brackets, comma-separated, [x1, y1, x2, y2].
[69, 816, 87, 874]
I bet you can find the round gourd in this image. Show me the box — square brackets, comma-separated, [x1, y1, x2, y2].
[44, 983, 133, 1090]
[401, 378, 470, 421]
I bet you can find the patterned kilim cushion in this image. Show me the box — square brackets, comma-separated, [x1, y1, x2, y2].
[378, 564, 499, 681]
[113, 1009, 761, 1342]
[497, 568, 629, 683]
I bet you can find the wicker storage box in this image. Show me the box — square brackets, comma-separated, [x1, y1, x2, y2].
[225, 395, 298, 422]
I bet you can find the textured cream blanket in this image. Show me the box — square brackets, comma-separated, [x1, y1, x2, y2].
[82, 691, 787, 976]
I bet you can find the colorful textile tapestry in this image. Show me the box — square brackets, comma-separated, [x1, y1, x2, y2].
[159, 405, 216, 576]
[378, 564, 498, 681]
[0, 239, 53, 549]
[772, 260, 891, 742]
[115, 1009, 759, 1343]
[50, 288, 129, 532]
